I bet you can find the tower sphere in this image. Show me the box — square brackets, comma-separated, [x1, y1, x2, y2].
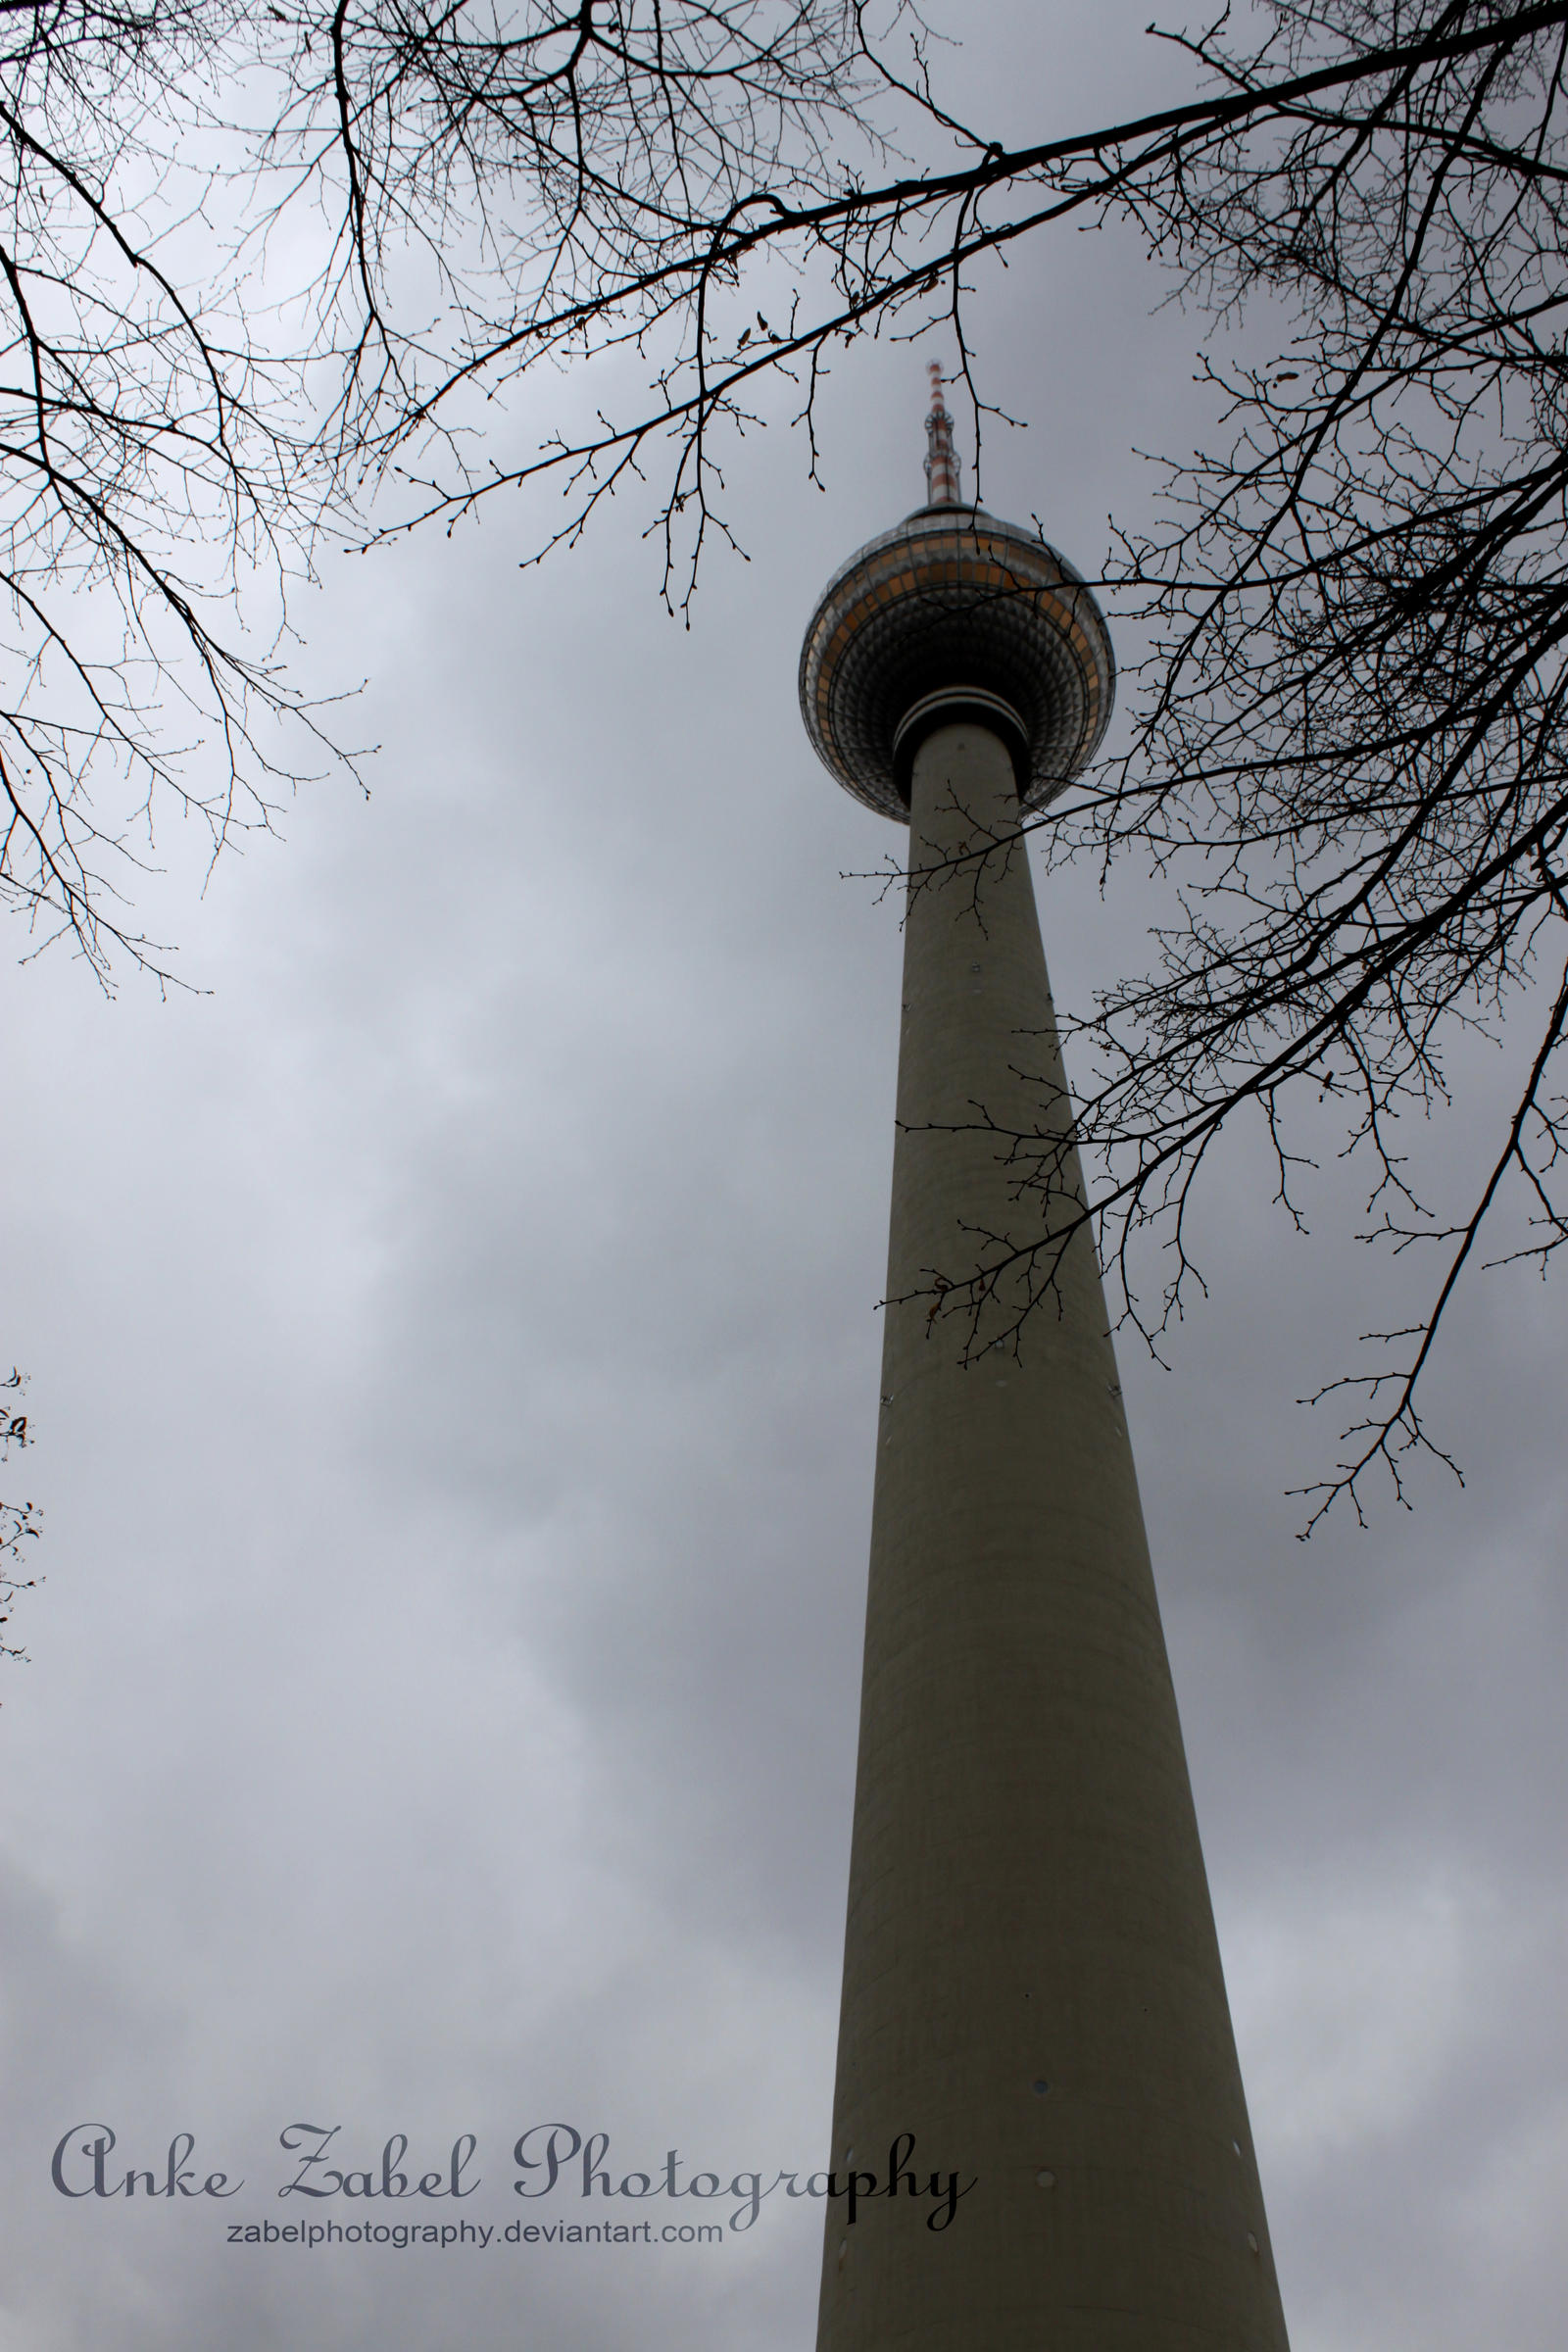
[798, 371, 1116, 821]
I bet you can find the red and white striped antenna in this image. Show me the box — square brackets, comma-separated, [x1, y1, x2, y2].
[923, 362, 962, 507]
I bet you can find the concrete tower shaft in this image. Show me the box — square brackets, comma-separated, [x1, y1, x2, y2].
[802, 414, 1291, 2352]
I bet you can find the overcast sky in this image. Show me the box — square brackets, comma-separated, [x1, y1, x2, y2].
[3, 8, 1565, 2350]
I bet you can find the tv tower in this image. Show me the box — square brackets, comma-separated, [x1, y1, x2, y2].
[797, 368, 1291, 2352]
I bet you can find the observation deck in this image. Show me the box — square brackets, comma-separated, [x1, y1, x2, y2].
[798, 371, 1116, 821]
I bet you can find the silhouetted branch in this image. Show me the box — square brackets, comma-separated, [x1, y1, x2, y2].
[1, 1368, 38, 1683]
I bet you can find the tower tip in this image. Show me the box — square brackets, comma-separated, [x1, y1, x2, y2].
[924, 365, 961, 507]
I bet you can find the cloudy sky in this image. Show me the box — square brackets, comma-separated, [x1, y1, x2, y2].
[3, 7, 1565, 2349]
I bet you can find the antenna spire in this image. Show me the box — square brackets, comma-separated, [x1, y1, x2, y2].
[924, 363, 962, 507]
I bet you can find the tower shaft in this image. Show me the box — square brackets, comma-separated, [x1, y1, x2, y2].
[815, 721, 1290, 2352]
